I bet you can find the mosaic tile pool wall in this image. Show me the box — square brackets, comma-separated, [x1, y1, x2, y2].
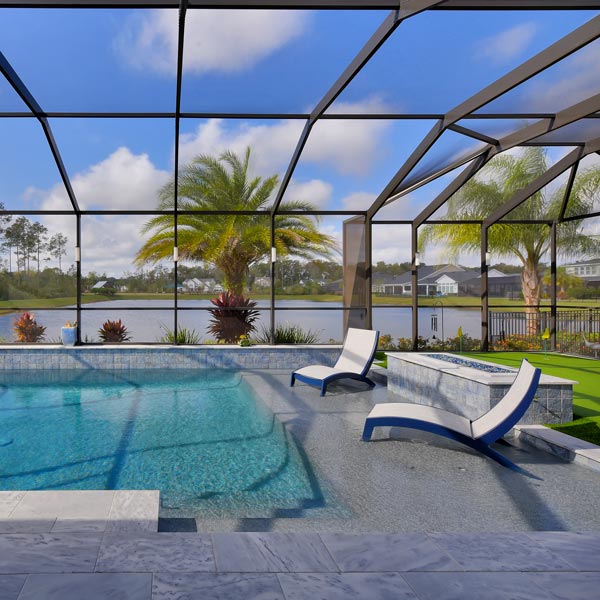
[0, 346, 341, 370]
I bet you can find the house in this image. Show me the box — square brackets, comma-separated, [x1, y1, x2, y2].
[377, 265, 466, 296]
[91, 279, 116, 293]
[182, 278, 219, 293]
[375, 265, 522, 298]
[253, 276, 271, 289]
[564, 258, 600, 288]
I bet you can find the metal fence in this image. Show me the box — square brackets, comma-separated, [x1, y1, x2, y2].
[490, 308, 600, 357]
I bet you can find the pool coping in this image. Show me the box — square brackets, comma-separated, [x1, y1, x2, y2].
[515, 425, 600, 473]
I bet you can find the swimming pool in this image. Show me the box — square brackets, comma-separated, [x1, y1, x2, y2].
[0, 369, 328, 518]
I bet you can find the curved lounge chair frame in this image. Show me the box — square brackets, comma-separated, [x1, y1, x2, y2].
[291, 328, 380, 396]
[362, 359, 541, 470]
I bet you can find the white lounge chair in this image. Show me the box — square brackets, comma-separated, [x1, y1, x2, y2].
[291, 328, 380, 396]
[362, 359, 541, 470]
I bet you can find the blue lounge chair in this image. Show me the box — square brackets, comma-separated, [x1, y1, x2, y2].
[362, 359, 541, 470]
[291, 328, 380, 396]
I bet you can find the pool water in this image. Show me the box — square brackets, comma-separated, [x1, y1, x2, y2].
[0, 370, 329, 518]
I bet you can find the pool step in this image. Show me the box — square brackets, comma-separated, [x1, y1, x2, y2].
[0, 490, 160, 534]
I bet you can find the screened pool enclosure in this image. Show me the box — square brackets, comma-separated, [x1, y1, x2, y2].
[1, 0, 599, 349]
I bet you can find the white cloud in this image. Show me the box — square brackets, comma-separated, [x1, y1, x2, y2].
[179, 97, 394, 179]
[305, 97, 393, 175]
[36, 147, 171, 275]
[286, 179, 333, 209]
[116, 9, 308, 75]
[179, 119, 304, 175]
[527, 41, 600, 112]
[475, 22, 537, 65]
[340, 191, 376, 211]
[79, 147, 170, 211]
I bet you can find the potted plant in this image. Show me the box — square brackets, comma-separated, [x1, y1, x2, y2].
[61, 320, 78, 346]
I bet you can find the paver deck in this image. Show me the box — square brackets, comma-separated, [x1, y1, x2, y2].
[0, 525, 598, 599]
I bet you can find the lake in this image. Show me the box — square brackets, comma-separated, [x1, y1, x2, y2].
[0, 300, 482, 344]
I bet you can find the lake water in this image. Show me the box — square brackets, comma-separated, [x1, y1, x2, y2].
[0, 300, 482, 344]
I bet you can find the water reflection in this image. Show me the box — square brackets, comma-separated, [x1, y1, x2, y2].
[0, 300, 481, 343]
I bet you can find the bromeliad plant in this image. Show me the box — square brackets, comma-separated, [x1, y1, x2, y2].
[98, 319, 131, 343]
[13, 312, 46, 343]
[207, 290, 259, 344]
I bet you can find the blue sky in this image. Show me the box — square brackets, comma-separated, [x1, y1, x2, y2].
[0, 7, 598, 275]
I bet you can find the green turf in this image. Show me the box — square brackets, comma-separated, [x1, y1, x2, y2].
[464, 351, 600, 418]
[548, 417, 600, 446]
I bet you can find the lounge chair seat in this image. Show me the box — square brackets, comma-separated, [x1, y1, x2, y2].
[291, 328, 380, 396]
[362, 359, 541, 470]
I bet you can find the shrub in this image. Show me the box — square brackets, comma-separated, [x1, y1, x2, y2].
[252, 323, 321, 344]
[98, 319, 131, 343]
[13, 312, 46, 343]
[158, 324, 201, 344]
[491, 334, 540, 351]
[207, 290, 260, 343]
[377, 333, 396, 351]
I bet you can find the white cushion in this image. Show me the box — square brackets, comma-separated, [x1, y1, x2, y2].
[366, 402, 472, 438]
[334, 328, 378, 375]
[294, 365, 342, 380]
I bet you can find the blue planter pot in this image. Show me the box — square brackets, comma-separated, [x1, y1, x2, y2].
[61, 327, 77, 346]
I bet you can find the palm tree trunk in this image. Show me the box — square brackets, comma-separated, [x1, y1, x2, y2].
[521, 260, 541, 336]
[219, 258, 248, 295]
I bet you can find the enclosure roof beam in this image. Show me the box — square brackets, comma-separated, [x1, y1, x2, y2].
[1, 0, 597, 8]
[557, 163, 580, 223]
[270, 0, 445, 217]
[0, 51, 80, 213]
[483, 136, 600, 229]
[386, 91, 600, 223]
[366, 13, 600, 219]
[415, 94, 600, 227]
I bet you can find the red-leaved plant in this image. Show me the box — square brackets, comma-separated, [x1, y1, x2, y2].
[207, 290, 259, 344]
[98, 319, 131, 343]
[13, 312, 46, 343]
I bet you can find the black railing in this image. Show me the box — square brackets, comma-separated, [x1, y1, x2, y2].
[490, 308, 600, 356]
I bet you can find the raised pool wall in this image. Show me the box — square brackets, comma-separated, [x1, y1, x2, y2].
[0, 345, 340, 370]
[386, 352, 574, 425]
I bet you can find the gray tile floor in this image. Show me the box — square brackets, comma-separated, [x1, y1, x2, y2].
[1, 530, 599, 599]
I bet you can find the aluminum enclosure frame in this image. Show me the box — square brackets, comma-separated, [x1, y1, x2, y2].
[1, 0, 600, 346]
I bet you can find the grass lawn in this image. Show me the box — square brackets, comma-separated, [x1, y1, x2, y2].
[547, 417, 600, 446]
[465, 351, 600, 419]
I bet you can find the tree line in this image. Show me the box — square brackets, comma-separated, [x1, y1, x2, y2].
[0, 208, 69, 274]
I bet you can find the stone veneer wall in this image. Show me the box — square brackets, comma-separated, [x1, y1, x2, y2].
[387, 355, 572, 425]
[0, 346, 340, 371]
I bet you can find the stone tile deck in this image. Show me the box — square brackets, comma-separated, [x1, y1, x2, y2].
[0, 526, 599, 599]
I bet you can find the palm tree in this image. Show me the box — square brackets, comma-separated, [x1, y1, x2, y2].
[420, 148, 600, 332]
[136, 148, 338, 294]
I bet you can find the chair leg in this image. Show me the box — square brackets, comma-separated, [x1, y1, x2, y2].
[320, 381, 327, 396]
[290, 373, 296, 387]
[363, 376, 376, 388]
[362, 421, 375, 441]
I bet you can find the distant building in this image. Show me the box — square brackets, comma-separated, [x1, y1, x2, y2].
[253, 276, 271, 289]
[182, 278, 219, 293]
[564, 258, 600, 288]
[376, 265, 521, 298]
